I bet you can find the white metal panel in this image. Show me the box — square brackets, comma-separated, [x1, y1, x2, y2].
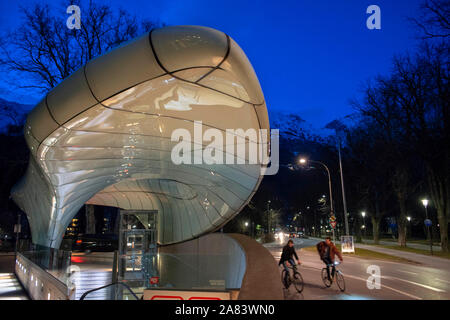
[12, 26, 268, 248]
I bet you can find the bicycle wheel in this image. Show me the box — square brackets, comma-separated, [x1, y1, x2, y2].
[281, 269, 289, 289]
[321, 268, 332, 287]
[293, 272, 304, 293]
[336, 271, 345, 292]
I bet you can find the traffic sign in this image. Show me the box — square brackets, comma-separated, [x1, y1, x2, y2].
[150, 276, 159, 285]
[424, 219, 432, 227]
[330, 221, 337, 229]
[330, 215, 336, 222]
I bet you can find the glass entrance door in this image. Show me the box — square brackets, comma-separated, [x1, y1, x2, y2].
[117, 210, 158, 296]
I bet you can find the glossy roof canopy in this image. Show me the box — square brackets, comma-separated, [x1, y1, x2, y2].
[11, 26, 269, 248]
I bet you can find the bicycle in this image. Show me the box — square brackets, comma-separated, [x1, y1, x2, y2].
[281, 263, 304, 293]
[321, 261, 345, 291]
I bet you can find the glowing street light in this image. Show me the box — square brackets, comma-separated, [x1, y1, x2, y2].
[361, 211, 366, 238]
[299, 157, 336, 241]
[421, 198, 432, 255]
[406, 216, 412, 237]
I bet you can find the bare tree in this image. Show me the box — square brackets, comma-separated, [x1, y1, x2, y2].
[410, 0, 450, 39]
[0, 0, 161, 93]
[353, 43, 449, 251]
[346, 119, 394, 244]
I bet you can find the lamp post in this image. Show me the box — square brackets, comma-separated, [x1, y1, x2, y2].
[422, 199, 433, 255]
[337, 140, 350, 236]
[299, 158, 335, 242]
[361, 211, 366, 239]
[324, 119, 350, 235]
[14, 213, 21, 254]
[407, 216, 411, 238]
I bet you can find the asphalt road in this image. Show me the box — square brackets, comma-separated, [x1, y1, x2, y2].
[264, 237, 450, 300]
[49, 239, 450, 300]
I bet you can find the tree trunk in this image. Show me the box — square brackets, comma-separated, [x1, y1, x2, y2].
[397, 199, 408, 247]
[371, 216, 381, 244]
[355, 216, 362, 243]
[392, 167, 409, 247]
[438, 215, 448, 252]
[397, 220, 407, 247]
[427, 168, 449, 253]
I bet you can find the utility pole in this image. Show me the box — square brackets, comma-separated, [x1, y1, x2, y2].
[422, 199, 433, 255]
[338, 138, 350, 235]
[14, 213, 21, 253]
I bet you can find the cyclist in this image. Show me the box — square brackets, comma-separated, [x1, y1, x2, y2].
[316, 237, 343, 281]
[279, 239, 301, 273]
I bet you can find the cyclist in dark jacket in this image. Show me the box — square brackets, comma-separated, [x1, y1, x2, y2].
[279, 239, 301, 272]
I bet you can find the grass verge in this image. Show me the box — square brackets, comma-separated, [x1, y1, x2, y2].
[375, 245, 450, 260]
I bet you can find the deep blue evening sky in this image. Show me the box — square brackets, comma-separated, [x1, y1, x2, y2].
[0, 0, 423, 130]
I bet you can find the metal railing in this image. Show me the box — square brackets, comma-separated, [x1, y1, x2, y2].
[79, 281, 139, 300]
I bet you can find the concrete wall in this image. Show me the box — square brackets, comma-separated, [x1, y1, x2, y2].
[228, 234, 284, 300]
[158, 233, 284, 300]
[158, 233, 246, 290]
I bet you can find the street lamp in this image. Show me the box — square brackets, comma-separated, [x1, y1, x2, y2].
[361, 211, 366, 239]
[299, 157, 336, 242]
[244, 221, 249, 236]
[407, 216, 411, 238]
[324, 120, 350, 235]
[421, 199, 433, 255]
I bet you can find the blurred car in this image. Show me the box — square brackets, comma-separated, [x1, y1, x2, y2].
[71, 234, 118, 252]
[297, 232, 309, 239]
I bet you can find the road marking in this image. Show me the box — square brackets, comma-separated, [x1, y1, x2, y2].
[398, 270, 418, 275]
[278, 257, 423, 300]
[381, 276, 446, 293]
[435, 278, 450, 284]
[269, 245, 428, 300]
[344, 274, 422, 300]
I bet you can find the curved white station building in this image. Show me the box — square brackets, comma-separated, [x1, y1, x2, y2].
[11, 25, 269, 249]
